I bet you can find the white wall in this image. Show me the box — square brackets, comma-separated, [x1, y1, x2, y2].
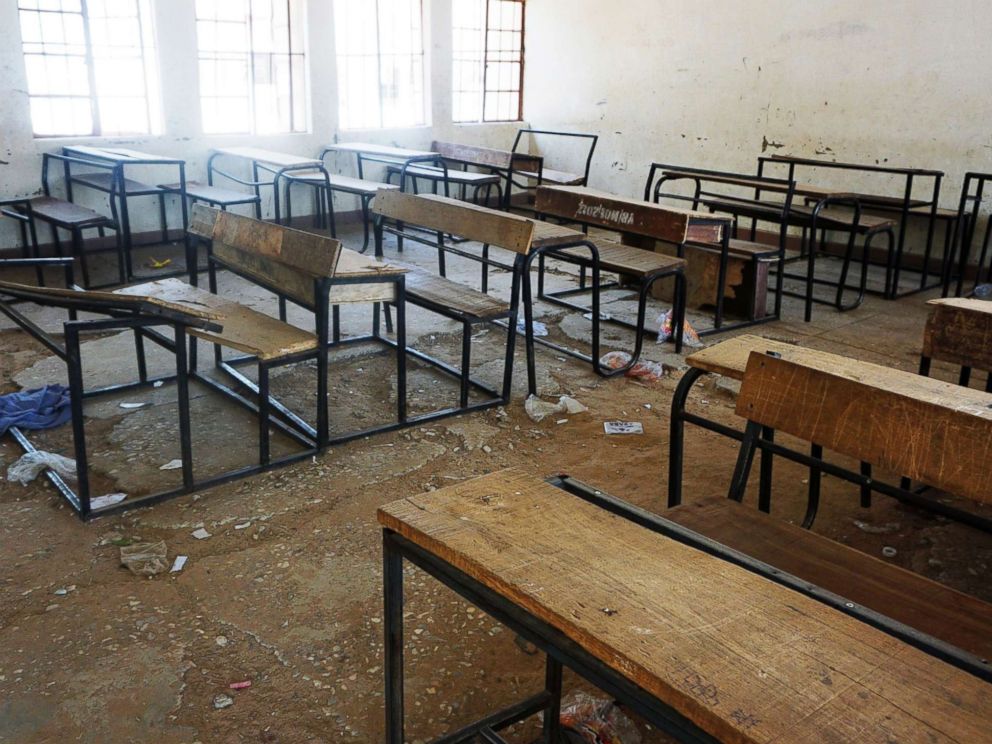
[0, 0, 523, 249]
[523, 0, 992, 205]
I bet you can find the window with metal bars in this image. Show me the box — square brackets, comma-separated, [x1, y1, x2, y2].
[452, 0, 524, 124]
[17, 0, 162, 138]
[195, 0, 307, 135]
[333, 0, 426, 130]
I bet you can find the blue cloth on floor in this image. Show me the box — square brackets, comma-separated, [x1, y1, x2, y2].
[0, 385, 72, 436]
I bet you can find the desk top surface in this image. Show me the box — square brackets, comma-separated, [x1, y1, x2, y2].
[63, 145, 182, 164]
[325, 142, 437, 160]
[379, 469, 992, 744]
[211, 146, 321, 168]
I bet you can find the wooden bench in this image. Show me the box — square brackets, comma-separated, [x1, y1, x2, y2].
[159, 180, 262, 210]
[372, 189, 531, 406]
[379, 468, 992, 743]
[373, 189, 667, 395]
[186, 204, 428, 443]
[539, 184, 779, 338]
[921, 297, 992, 390]
[385, 153, 502, 197]
[760, 154, 946, 300]
[668, 334, 992, 534]
[507, 129, 598, 213]
[15, 154, 126, 288]
[665, 351, 992, 669]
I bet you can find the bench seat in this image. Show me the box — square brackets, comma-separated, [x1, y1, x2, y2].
[515, 168, 584, 186]
[386, 164, 501, 186]
[557, 237, 685, 277]
[70, 172, 164, 195]
[115, 278, 318, 361]
[19, 196, 114, 230]
[793, 204, 895, 232]
[284, 171, 397, 196]
[159, 181, 260, 207]
[666, 495, 992, 661]
[401, 267, 510, 320]
[687, 236, 781, 260]
[527, 219, 585, 249]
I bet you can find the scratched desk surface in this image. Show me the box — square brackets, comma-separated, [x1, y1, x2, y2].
[379, 468, 992, 744]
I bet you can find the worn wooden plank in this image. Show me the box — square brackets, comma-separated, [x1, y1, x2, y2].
[737, 351, 992, 504]
[667, 496, 992, 662]
[432, 141, 514, 169]
[685, 335, 801, 379]
[373, 190, 535, 254]
[557, 238, 684, 277]
[379, 469, 992, 744]
[212, 146, 321, 168]
[115, 278, 316, 360]
[191, 204, 341, 277]
[0, 280, 219, 323]
[325, 142, 437, 160]
[536, 185, 726, 244]
[923, 298, 992, 372]
[401, 267, 509, 319]
[515, 167, 584, 185]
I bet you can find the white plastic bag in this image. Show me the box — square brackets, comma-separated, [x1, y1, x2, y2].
[7, 450, 77, 485]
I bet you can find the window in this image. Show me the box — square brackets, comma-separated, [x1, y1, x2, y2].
[17, 0, 161, 137]
[452, 0, 524, 123]
[195, 0, 307, 135]
[333, 0, 426, 130]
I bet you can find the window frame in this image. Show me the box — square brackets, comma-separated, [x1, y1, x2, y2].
[194, 0, 309, 136]
[452, 0, 526, 125]
[17, 0, 161, 139]
[333, 0, 428, 131]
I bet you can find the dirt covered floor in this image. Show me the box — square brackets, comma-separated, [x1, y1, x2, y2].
[1, 225, 990, 743]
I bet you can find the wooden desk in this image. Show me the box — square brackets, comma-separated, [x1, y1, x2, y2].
[380, 469, 992, 744]
[760, 154, 946, 298]
[207, 147, 326, 223]
[324, 142, 439, 181]
[669, 334, 992, 531]
[61, 145, 189, 281]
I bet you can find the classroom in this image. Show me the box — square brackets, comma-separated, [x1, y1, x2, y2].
[1, 1, 990, 742]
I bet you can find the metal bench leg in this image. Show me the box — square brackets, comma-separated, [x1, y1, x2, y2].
[801, 444, 824, 529]
[383, 531, 405, 744]
[158, 192, 168, 244]
[64, 324, 92, 516]
[460, 320, 472, 409]
[395, 283, 407, 422]
[360, 195, 372, 253]
[71, 228, 92, 289]
[258, 363, 271, 466]
[758, 427, 774, 513]
[668, 367, 706, 507]
[542, 656, 563, 743]
[175, 326, 195, 491]
[481, 243, 490, 293]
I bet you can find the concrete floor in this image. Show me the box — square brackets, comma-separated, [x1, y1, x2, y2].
[1, 223, 990, 743]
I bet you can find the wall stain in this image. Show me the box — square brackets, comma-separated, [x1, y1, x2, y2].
[762, 136, 785, 152]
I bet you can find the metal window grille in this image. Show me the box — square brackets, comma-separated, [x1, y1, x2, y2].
[452, 0, 524, 124]
[333, 0, 426, 130]
[17, 0, 161, 137]
[195, 0, 307, 135]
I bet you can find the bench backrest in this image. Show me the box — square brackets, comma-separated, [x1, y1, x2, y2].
[736, 351, 992, 504]
[922, 298, 992, 373]
[189, 204, 341, 305]
[511, 128, 597, 184]
[535, 184, 726, 245]
[431, 141, 513, 170]
[372, 190, 536, 254]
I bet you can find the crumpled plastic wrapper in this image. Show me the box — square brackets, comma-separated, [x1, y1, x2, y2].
[559, 692, 642, 744]
[120, 541, 170, 576]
